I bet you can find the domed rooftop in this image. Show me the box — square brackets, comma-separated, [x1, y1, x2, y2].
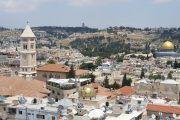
[79, 86, 96, 98]
[161, 41, 174, 50]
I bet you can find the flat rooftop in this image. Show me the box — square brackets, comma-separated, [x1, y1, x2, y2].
[48, 78, 91, 85]
[4, 96, 59, 113]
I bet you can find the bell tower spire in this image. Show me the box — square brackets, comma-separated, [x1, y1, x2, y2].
[19, 24, 37, 79]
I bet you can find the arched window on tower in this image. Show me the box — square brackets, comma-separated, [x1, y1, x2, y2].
[23, 44, 27, 49]
[31, 43, 34, 49]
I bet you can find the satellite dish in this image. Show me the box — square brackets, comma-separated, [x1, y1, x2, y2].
[77, 103, 84, 108]
[48, 97, 55, 104]
[18, 96, 27, 104]
[173, 113, 176, 118]
[151, 114, 156, 119]
[58, 105, 64, 112]
[66, 114, 74, 120]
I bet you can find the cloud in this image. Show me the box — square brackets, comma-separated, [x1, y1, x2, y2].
[68, 0, 129, 6]
[153, 0, 174, 4]
[0, 0, 175, 13]
[0, 0, 130, 12]
[0, 0, 51, 12]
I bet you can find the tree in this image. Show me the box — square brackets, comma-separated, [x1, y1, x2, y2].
[116, 55, 124, 63]
[140, 68, 145, 79]
[80, 73, 96, 83]
[67, 65, 75, 78]
[95, 57, 102, 66]
[167, 71, 173, 79]
[122, 73, 132, 87]
[151, 49, 156, 58]
[79, 63, 97, 71]
[64, 61, 69, 66]
[47, 59, 55, 64]
[111, 81, 120, 89]
[148, 74, 161, 80]
[104, 76, 109, 88]
[166, 61, 172, 65]
[174, 60, 180, 69]
[122, 73, 127, 87]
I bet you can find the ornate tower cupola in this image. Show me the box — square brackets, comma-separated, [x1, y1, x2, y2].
[19, 24, 36, 79]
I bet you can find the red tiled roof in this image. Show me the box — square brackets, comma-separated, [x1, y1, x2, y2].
[92, 83, 98, 89]
[0, 76, 47, 98]
[92, 83, 117, 99]
[37, 64, 69, 73]
[147, 104, 180, 115]
[116, 86, 134, 96]
[75, 69, 89, 76]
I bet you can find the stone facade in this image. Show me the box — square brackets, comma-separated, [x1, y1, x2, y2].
[37, 71, 67, 81]
[134, 80, 179, 101]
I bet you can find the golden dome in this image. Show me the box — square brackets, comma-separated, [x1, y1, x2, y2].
[85, 87, 92, 94]
[79, 87, 96, 98]
[161, 41, 174, 50]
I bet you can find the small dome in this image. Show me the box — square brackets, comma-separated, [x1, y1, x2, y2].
[88, 109, 104, 119]
[79, 86, 96, 98]
[85, 87, 92, 94]
[161, 41, 174, 50]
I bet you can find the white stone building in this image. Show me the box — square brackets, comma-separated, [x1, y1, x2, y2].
[1, 96, 60, 120]
[19, 25, 37, 78]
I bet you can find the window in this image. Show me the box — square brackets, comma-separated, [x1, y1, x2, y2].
[52, 90, 55, 94]
[31, 44, 34, 49]
[43, 73, 47, 78]
[138, 100, 141, 104]
[8, 108, 16, 115]
[23, 44, 27, 49]
[49, 73, 53, 78]
[55, 75, 60, 79]
[36, 114, 45, 119]
[19, 110, 22, 114]
[52, 116, 55, 120]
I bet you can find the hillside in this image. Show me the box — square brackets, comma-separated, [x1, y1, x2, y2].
[56, 27, 180, 57]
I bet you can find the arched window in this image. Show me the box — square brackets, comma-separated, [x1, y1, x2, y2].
[52, 90, 55, 94]
[49, 73, 53, 78]
[23, 44, 27, 49]
[31, 43, 34, 49]
[43, 73, 47, 78]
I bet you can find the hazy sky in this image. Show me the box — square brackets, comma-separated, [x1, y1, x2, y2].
[0, 0, 180, 28]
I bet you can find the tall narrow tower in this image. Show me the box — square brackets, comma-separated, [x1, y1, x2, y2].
[19, 24, 36, 78]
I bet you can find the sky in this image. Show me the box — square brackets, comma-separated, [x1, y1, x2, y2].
[0, 0, 180, 29]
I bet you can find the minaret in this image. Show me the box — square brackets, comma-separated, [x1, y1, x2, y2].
[19, 24, 36, 79]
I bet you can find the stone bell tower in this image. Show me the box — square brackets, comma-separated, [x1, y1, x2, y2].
[19, 24, 36, 79]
